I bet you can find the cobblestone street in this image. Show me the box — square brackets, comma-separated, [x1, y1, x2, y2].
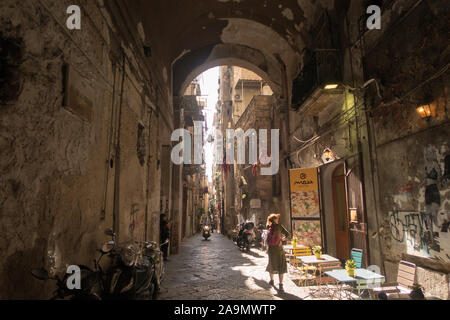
[159, 233, 315, 300]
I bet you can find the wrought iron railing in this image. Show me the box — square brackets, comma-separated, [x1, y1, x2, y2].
[291, 49, 341, 110]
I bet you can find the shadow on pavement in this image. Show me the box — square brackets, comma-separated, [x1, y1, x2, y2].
[160, 233, 307, 300]
[252, 277, 272, 290]
[274, 290, 303, 300]
[241, 249, 266, 258]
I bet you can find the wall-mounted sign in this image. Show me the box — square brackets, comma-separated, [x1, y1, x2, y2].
[289, 167, 322, 246]
[289, 168, 320, 218]
[350, 208, 358, 222]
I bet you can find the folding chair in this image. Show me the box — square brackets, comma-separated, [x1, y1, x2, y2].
[288, 263, 317, 287]
[291, 247, 318, 286]
[309, 262, 342, 299]
[350, 248, 363, 268]
[372, 260, 416, 298]
[287, 246, 310, 266]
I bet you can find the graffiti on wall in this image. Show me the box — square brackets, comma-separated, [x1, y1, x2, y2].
[423, 144, 450, 250]
[129, 203, 139, 237]
[389, 210, 449, 261]
[389, 143, 450, 261]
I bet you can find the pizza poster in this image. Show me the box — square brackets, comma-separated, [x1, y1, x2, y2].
[289, 168, 320, 218]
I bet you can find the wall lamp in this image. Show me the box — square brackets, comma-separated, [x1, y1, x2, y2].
[322, 148, 335, 163]
[324, 83, 339, 90]
[416, 104, 432, 121]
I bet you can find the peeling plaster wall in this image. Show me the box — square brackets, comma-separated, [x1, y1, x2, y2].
[360, 0, 450, 297]
[234, 95, 278, 223]
[288, 1, 449, 297]
[0, 0, 169, 298]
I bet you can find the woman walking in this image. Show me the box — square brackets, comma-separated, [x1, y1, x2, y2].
[266, 213, 290, 292]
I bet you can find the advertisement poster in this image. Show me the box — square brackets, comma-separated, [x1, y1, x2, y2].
[289, 168, 322, 246]
[289, 168, 320, 218]
[292, 220, 322, 247]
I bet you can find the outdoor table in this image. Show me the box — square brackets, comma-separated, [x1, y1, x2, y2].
[324, 268, 385, 299]
[283, 244, 305, 250]
[299, 254, 340, 266]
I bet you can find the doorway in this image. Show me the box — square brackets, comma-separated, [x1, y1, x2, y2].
[332, 164, 350, 261]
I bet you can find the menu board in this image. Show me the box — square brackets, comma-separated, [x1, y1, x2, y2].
[289, 168, 320, 218]
[289, 168, 322, 246]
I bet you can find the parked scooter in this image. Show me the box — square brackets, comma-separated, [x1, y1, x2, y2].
[236, 221, 255, 252]
[32, 229, 164, 300]
[103, 229, 164, 300]
[202, 224, 211, 240]
[231, 224, 240, 243]
[30, 238, 115, 300]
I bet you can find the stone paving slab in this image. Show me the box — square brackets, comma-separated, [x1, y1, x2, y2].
[158, 233, 344, 300]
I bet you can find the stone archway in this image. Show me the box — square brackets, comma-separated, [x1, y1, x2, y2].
[173, 43, 284, 98]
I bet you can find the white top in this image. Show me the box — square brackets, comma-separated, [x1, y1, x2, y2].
[299, 254, 340, 265]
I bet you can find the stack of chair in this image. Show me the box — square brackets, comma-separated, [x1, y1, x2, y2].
[288, 247, 317, 287]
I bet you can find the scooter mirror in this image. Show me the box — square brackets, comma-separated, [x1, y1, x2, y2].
[105, 228, 115, 237]
[102, 240, 115, 253]
[31, 268, 50, 280]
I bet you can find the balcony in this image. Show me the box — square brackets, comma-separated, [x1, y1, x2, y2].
[184, 163, 206, 176]
[291, 49, 343, 114]
[181, 95, 205, 126]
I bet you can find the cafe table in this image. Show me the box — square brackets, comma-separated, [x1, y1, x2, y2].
[299, 254, 340, 266]
[324, 268, 385, 299]
[282, 244, 305, 250]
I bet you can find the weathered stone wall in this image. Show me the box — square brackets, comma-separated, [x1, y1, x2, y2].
[360, 0, 450, 298]
[287, 0, 449, 297]
[234, 95, 279, 222]
[0, 0, 171, 298]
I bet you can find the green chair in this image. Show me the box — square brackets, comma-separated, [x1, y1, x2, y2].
[351, 248, 363, 268]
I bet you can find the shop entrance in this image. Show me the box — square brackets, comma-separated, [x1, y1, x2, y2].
[332, 164, 350, 261]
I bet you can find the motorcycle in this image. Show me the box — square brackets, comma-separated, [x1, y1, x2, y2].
[103, 229, 164, 300]
[30, 239, 115, 300]
[254, 223, 266, 250]
[202, 224, 211, 240]
[231, 224, 240, 243]
[236, 221, 255, 252]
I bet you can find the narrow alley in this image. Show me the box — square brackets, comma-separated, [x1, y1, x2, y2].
[159, 234, 304, 300]
[0, 0, 448, 303]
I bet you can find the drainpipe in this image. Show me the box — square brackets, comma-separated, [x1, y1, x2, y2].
[356, 14, 385, 274]
[101, 60, 118, 221]
[144, 109, 154, 241]
[112, 51, 126, 241]
[274, 54, 291, 232]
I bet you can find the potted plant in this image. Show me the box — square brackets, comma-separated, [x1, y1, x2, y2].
[312, 246, 322, 259]
[345, 259, 357, 277]
[291, 236, 298, 248]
